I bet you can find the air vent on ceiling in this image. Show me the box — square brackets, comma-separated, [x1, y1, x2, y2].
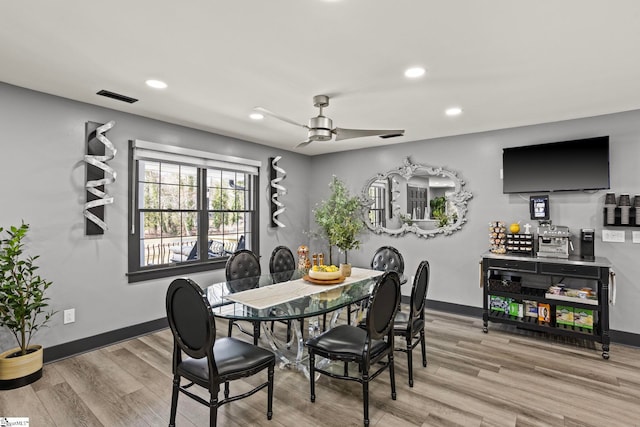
[96, 90, 138, 104]
[379, 133, 403, 139]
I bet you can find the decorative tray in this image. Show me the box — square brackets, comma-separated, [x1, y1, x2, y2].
[303, 275, 345, 285]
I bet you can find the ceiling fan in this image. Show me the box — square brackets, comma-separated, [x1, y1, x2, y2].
[255, 94, 404, 148]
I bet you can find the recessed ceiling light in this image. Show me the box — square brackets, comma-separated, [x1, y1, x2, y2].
[249, 112, 264, 120]
[445, 107, 463, 116]
[404, 67, 426, 78]
[145, 79, 167, 89]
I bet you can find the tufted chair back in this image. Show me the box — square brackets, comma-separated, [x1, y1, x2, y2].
[269, 246, 296, 283]
[225, 249, 261, 293]
[371, 246, 405, 275]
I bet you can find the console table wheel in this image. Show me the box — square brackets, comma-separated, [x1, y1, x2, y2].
[482, 326, 488, 333]
[602, 351, 609, 360]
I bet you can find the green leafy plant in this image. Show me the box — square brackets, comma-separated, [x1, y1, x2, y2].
[0, 222, 55, 356]
[430, 196, 449, 227]
[313, 176, 365, 264]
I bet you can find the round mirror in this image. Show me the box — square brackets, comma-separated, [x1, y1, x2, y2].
[362, 157, 472, 238]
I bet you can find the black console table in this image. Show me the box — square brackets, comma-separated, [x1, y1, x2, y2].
[481, 252, 613, 359]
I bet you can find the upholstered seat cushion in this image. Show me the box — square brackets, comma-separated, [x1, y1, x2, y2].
[305, 325, 388, 358]
[178, 337, 274, 382]
[393, 311, 424, 334]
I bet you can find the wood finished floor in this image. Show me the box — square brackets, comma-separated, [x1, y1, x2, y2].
[2, 309, 640, 427]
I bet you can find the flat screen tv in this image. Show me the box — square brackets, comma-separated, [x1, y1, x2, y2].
[502, 136, 610, 194]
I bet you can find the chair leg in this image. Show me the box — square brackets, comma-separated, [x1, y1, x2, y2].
[347, 304, 352, 325]
[406, 336, 414, 387]
[224, 381, 230, 399]
[210, 384, 220, 427]
[286, 320, 292, 343]
[267, 364, 274, 420]
[420, 329, 427, 367]
[309, 352, 316, 403]
[169, 375, 180, 427]
[362, 369, 370, 426]
[389, 352, 397, 400]
[227, 320, 233, 338]
[253, 321, 260, 345]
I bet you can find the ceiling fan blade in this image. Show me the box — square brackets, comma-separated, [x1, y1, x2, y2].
[295, 140, 312, 148]
[333, 128, 405, 141]
[254, 107, 308, 129]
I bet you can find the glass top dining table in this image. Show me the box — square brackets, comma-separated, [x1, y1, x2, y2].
[204, 267, 385, 376]
[206, 267, 383, 322]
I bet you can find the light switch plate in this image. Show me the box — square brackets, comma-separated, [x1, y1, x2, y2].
[633, 231, 640, 244]
[602, 230, 625, 243]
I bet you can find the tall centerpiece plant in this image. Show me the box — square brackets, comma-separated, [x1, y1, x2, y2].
[313, 176, 365, 267]
[0, 222, 54, 357]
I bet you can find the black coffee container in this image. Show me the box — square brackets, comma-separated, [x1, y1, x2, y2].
[580, 229, 595, 261]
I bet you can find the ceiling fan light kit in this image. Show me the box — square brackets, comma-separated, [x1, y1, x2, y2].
[258, 94, 404, 148]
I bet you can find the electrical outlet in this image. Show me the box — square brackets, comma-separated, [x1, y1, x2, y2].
[633, 231, 640, 244]
[63, 308, 75, 324]
[602, 230, 625, 243]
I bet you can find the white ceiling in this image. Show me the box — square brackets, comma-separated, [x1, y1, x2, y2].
[2, 1, 640, 156]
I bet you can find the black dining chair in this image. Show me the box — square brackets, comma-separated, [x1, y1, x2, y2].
[166, 277, 275, 427]
[394, 260, 429, 387]
[306, 271, 401, 427]
[269, 245, 296, 283]
[371, 245, 405, 275]
[225, 249, 262, 345]
[345, 245, 405, 325]
[268, 246, 301, 343]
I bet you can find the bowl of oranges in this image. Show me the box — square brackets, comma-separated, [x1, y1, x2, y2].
[308, 264, 341, 280]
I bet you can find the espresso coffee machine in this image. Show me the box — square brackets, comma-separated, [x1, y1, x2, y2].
[580, 228, 595, 261]
[537, 223, 572, 258]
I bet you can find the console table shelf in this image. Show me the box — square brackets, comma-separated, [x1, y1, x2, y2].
[488, 310, 598, 339]
[481, 252, 612, 359]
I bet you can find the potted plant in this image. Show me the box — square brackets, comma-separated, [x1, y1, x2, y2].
[0, 222, 55, 389]
[430, 196, 450, 227]
[313, 176, 365, 276]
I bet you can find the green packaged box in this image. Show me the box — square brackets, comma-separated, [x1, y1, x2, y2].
[574, 308, 594, 330]
[556, 305, 574, 326]
[490, 296, 510, 312]
[508, 301, 523, 318]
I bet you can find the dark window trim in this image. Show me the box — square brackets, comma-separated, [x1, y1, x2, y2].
[126, 141, 260, 283]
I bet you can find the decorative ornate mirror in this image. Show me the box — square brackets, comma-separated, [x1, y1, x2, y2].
[362, 157, 472, 238]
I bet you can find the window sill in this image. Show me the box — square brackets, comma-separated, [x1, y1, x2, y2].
[127, 258, 228, 283]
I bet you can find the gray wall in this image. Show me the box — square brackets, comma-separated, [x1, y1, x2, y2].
[0, 82, 311, 350]
[1, 80, 639, 355]
[309, 111, 640, 335]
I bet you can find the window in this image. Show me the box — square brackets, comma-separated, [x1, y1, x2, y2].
[368, 180, 387, 228]
[128, 140, 260, 282]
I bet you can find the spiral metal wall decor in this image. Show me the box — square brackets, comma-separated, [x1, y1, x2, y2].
[269, 156, 287, 227]
[84, 121, 116, 234]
